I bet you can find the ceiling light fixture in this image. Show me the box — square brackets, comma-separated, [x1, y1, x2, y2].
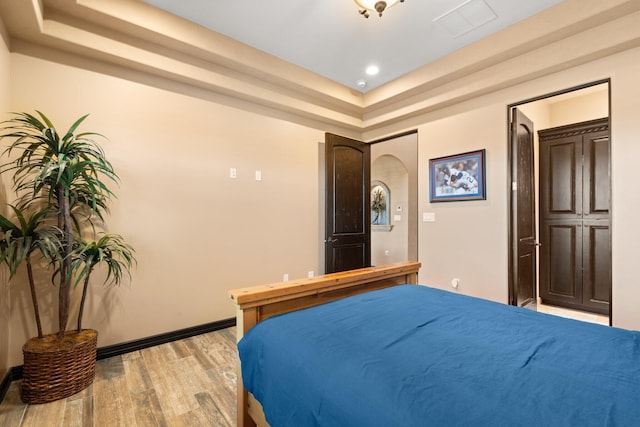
[355, 0, 404, 18]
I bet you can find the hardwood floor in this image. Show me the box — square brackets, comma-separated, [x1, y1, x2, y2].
[0, 328, 238, 427]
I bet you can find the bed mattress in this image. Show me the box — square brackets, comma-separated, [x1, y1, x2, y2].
[238, 284, 640, 427]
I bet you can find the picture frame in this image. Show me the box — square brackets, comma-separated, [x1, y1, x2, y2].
[429, 149, 486, 202]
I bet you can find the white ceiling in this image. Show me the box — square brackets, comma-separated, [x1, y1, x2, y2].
[141, 0, 564, 92]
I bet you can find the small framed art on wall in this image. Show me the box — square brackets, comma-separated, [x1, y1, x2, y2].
[429, 149, 486, 202]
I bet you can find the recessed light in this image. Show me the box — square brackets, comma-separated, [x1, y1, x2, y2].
[365, 65, 379, 76]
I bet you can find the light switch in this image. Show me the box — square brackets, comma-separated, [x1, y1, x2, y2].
[229, 167, 237, 179]
[423, 212, 436, 222]
[255, 170, 262, 181]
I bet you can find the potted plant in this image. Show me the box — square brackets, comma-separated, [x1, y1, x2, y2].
[0, 111, 135, 403]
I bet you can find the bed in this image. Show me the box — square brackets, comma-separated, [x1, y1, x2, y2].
[228, 262, 640, 427]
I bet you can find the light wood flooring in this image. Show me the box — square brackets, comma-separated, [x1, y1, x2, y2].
[0, 327, 238, 427]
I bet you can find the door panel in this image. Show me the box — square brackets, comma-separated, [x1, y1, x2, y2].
[542, 223, 580, 301]
[547, 141, 580, 215]
[329, 244, 367, 274]
[585, 133, 610, 216]
[583, 223, 611, 312]
[325, 133, 370, 274]
[510, 108, 536, 307]
[333, 146, 365, 234]
[517, 251, 535, 307]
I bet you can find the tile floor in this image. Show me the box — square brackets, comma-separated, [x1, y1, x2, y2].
[532, 301, 610, 326]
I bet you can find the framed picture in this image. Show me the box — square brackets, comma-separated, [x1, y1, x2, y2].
[429, 149, 486, 202]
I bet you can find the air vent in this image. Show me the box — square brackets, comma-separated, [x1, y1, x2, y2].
[433, 0, 497, 38]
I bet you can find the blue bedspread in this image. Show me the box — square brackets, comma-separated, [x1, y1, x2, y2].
[238, 285, 640, 427]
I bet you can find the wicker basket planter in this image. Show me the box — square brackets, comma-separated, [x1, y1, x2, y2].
[21, 329, 98, 404]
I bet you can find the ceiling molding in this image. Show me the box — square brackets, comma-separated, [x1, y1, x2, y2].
[0, 0, 639, 138]
[362, 0, 640, 110]
[362, 9, 640, 131]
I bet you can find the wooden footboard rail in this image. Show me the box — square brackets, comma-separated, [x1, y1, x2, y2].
[228, 261, 421, 427]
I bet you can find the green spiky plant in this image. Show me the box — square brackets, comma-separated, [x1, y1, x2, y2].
[0, 111, 134, 340]
[72, 233, 135, 331]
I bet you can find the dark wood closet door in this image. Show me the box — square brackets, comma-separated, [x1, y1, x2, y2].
[581, 129, 611, 312]
[325, 133, 371, 274]
[539, 135, 584, 308]
[538, 118, 610, 315]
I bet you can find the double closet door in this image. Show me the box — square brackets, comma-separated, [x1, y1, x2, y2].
[538, 118, 610, 315]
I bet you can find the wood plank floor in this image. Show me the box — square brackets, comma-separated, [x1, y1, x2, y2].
[0, 327, 238, 427]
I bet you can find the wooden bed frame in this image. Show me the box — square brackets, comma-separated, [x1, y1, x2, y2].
[228, 261, 421, 427]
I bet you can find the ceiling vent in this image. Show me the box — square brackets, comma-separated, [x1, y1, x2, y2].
[433, 0, 497, 38]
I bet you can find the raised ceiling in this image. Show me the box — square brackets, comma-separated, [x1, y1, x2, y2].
[141, 0, 564, 92]
[0, 0, 638, 138]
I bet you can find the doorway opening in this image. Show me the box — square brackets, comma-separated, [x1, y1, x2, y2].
[508, 79, 611, 326]
[370, 131, 418, 267]
[323, 130, 418, 274]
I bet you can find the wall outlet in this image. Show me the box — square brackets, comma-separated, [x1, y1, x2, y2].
[283, 273, 289, 282]
[423, 212, 436, 222]
[308, 271, 314, 278]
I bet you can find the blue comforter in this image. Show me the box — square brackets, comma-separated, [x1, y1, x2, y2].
[238, 285, 640, 427]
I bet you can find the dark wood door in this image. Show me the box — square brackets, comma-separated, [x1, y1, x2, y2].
[325, 133, 371, 273]
[510, 108, 537, 307]
[538, 118, 610, 315]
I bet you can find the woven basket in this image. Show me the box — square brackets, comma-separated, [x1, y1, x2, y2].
[21, 329, 98, 404]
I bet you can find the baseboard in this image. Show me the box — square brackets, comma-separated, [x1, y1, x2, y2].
[0, 317, 236, 403]
[0, 366, 22, 404]
[0, 370, 12, 404]
[97, 317, 236, 360]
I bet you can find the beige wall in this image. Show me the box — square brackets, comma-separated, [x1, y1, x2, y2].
[419, 103, 508, 303]
[0, 17, 10, 378]
[607, 49, 640, 330]
[549, 89, 609, 128]
[518, 85, 608, 131]
[6, 53, 324, 366]
[417, 48, 640, 330]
